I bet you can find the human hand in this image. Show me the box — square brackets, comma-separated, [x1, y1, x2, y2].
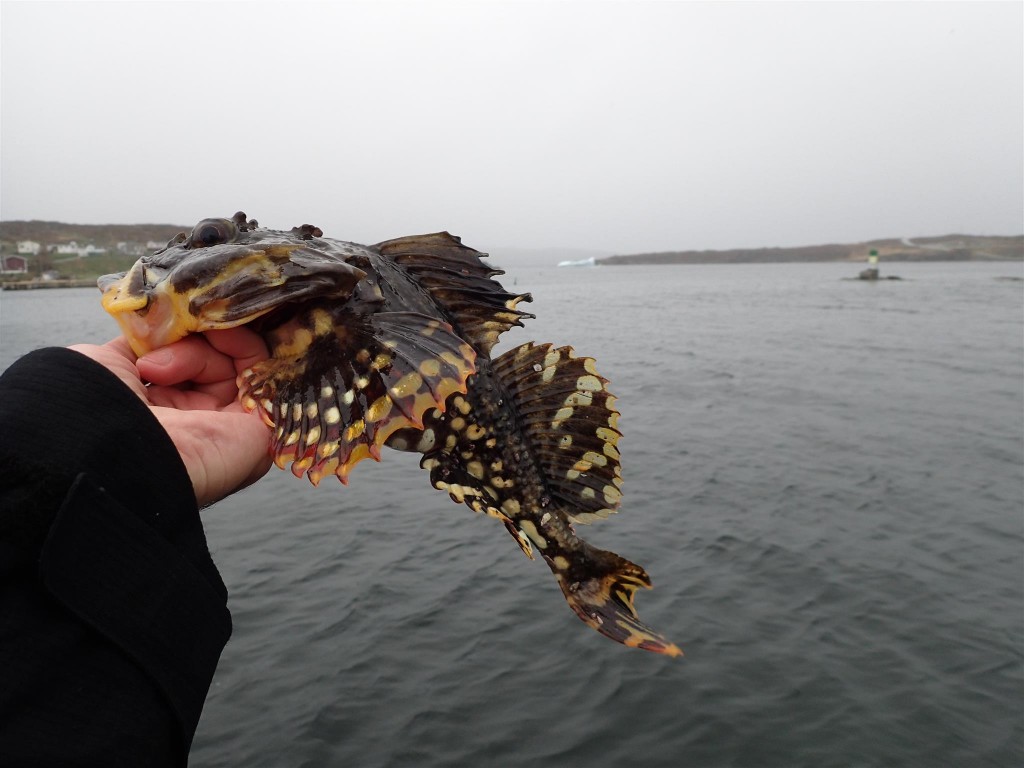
[70, 328, 274, 507]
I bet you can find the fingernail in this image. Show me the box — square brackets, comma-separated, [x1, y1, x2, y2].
[143, 348, 174, 366]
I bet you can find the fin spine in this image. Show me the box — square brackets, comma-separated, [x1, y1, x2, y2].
[376, 233, 534, 355]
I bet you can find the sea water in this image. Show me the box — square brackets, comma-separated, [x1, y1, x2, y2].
[1, 261, 1021, 767]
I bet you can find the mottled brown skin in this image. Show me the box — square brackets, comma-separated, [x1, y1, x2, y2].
[99, 213, 680, 656]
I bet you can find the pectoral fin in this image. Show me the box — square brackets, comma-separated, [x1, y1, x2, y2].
[240, 309, 476, 484]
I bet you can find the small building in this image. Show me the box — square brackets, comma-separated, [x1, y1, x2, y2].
[51, 241, 79, 255]
[17, 240, 41, 255]
[1, 254, 29, 274]
[49, 241, 107, 257]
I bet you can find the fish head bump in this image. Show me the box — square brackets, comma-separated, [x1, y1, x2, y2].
[98, 212, 366, 355]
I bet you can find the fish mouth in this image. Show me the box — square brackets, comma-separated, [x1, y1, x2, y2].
[99, 243, 366, 356]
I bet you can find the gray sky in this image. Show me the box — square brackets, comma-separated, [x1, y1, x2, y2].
[2, 1, 1022, 253]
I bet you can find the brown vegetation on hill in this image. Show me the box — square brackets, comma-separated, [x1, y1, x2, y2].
[0, 220, 186, 246]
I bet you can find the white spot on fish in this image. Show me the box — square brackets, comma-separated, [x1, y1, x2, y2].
[565, 391, 593, 407]
[603, 485, 623, 505]
[417, 428, 436, 452]
[519, 520, 547, 549]
[551, 406, 574, 428]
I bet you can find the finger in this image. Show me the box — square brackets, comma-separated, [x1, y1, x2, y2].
[202, 327, 270, 374]
[137, 335, 237, 387]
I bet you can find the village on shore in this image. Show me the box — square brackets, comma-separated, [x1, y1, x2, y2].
[1, 220, 1021, 289]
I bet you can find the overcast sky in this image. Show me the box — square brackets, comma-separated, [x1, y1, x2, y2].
[2, 1, 1021, 253]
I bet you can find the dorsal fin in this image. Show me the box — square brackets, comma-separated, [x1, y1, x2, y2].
[376, 232, 534, 355]
[239, 308, 476, 485]
[491, 342, 624, 524]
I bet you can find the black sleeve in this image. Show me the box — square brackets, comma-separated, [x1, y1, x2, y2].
[0, 347, 232, 767]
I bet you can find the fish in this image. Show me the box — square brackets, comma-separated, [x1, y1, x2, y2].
[99, 211, 681, 657]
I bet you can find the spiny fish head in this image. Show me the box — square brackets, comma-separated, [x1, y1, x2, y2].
[98, 212, 366, 355]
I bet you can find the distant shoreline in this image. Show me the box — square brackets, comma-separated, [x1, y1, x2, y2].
[598, 234, 1023, 265]
[1, 223, 1021, 279]
[1, 278, 96, 291]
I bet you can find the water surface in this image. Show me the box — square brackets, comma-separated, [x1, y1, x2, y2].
[2, 261, 1021, 767]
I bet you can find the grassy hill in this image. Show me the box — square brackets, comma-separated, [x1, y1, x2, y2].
[0, 220, 187, 279]
[2, 221, 1021, 280]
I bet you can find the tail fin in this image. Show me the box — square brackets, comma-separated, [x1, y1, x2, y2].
[546, 542, 682, 657]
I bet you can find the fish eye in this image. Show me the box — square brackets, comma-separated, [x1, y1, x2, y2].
[188, 218, 238, 249]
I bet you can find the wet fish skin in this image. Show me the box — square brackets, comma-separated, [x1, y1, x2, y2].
[97, 214, 680, 656]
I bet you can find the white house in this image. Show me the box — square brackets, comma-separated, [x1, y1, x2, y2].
[52, 241, 79, 255]
[49, 241, 107, 257]
[17, 240, 41, 255]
